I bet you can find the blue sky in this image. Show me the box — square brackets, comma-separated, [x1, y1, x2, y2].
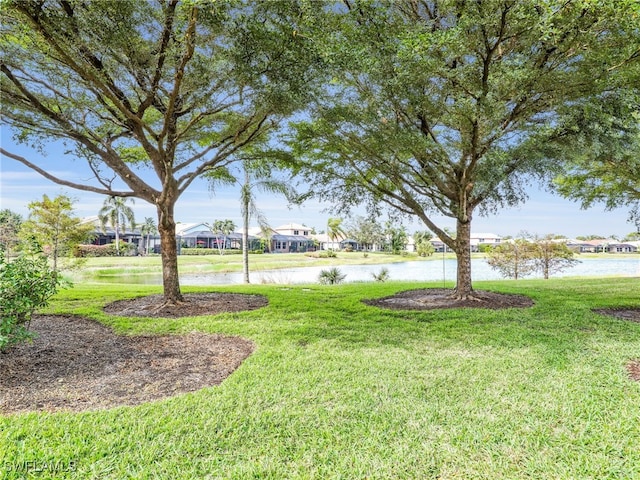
[0, 127, 634, 239]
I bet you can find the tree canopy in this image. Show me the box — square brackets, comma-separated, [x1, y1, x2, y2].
[0, 0, 317, 304]
[546, 91, 640, 230]
[19, 194, 94, 272]
[291, 0, 640, 297]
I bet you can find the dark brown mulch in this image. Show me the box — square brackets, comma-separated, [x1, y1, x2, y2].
[0, 314, 254, 415]
[627, 360, 640, 382]
[363, 288, 534, 310]
[104, 292, 269, 318]
[593, 307, 640, 323]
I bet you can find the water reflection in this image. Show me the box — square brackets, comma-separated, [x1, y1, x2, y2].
[84, 257, 639, 285]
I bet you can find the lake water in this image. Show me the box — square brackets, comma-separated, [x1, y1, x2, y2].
[90, 257, 640, 285]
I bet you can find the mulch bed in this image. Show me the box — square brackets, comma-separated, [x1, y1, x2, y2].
[0, 314, 254, 415]
[593, 307, 640, 323]
[363, 288, 534, 310]
[1, 293, 266, 415]
[103, 292, 269, 318]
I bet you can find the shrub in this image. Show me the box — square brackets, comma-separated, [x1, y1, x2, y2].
[318, 267, 346, 285]
[416, 240, 435, 257]
[180, 247, 218, 256]
[75, 242, 137, 257]
[371, 267, 390, 282]
[75, 244, 116, 257]
[319, 249, 337, 258]
[180, 248, 242, 256]
[0, 250, 63, 351]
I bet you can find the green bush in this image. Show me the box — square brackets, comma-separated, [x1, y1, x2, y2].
[75, 242, 137, 257]
[371, 267, 390, 282]
[319, 249, 337, 258]
[180, 248, 243, 256]
[0, 250, 63, 351]
[180, 247, 218, 255]
[318, 267, 346, 285]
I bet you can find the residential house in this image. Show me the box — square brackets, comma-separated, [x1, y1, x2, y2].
[260, 223, 316, 253]
[470, 233, 501, 252]
[574, 239, 638, 253]
[430, 237, 451, 253]
[312, 232, 347, 251]
[82, 216, 143, 251]
[176, 223, 258, 252]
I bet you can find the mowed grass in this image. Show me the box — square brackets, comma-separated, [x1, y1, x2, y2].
[74, 251, 440, 279]
[1, 277, 639, 479]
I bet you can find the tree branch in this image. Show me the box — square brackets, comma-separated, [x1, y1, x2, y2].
[0, 148, 136, 197]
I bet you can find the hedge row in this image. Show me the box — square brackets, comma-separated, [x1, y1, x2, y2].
[180, 248, 244, 256]
[75, 243, 137, 257]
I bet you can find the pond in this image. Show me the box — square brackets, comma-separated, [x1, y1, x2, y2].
[85, 256, 640, 285]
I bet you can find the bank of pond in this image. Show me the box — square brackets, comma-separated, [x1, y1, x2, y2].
[79, 256, 639, 285]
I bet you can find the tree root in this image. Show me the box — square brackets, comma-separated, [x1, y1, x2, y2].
[148, 298, 188, 313]
[448, 291, 485, 302]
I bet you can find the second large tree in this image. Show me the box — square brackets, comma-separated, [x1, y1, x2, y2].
[293, 0, 639, 298]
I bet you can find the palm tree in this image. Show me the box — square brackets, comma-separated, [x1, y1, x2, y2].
[240, 160, 295, 283]
[98, 196, 135, 255]
[209, 219, 236, 255]
[327, 217, 346, 249]
[140, 217, 157, 255]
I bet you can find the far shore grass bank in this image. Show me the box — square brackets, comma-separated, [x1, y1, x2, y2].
[71, 251, 637, 281]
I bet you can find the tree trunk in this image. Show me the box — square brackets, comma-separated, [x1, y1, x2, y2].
[454, 218, 474, 299]
[115, 219, 120, 255]
[242, 194, 250, 284]
[157, 203, 183, 305]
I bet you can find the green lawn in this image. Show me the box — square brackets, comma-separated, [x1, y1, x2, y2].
[2, 277, 639, 479]
[72, 251, 439, 280]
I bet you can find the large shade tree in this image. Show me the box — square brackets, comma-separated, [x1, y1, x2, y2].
[546, 91, 640, 230]
[0, 0, 316, 304]
[292, 0, 639, 298]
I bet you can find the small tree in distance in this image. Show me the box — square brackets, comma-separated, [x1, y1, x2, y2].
[19, 194, 94, 272]
[140, 217, 157, 256]
[98, 196, 136, 256]
[0, 209, 23, 257]
[209, 220, 236, 255]
[414, 231, 435, 257]
[487, 235, 580, 280]
[530, 235, 581, 280]
[345, 216, 385, 252]
[486, 239, 535, 280]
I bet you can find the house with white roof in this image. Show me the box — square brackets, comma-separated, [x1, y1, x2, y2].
[274, 223, 312, 236]
[470, 233, 501, 250]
